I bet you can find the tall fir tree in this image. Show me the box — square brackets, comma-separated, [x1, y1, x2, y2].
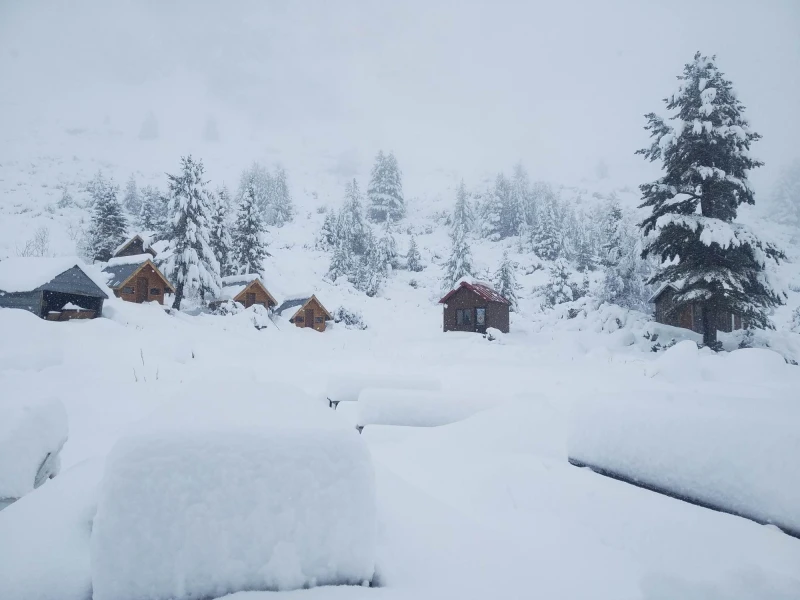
[367, 151, 405, 222]
[328, 179, 368, 281]
[531, 195, 560, 261]
[453, 180, 472, 233]
[163, 155, 221, 309]
[494, 251, 519, 311]
[406, 235, 423, 272]
[316, 209, 337, 251]
[232, 184, 269, 275]
[271, 166, 294, 227]
[122, 174, 141, 216]
[443, 187, 475, 290]
[378, 218, 398, 270]
[480, 174, 521, 240]
[638, 52, 783, 348]
[89, 177, 127, 262]
[600, 196, 625, 268]
[541, 259, 574, 308]
[209, 194, 234, 277]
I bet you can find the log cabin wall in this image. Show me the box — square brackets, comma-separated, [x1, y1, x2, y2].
[442, 287, 509, 333]
[291, 298, 328, 331]
[115, 264, 170, 305]
[236, 282, 276, 309]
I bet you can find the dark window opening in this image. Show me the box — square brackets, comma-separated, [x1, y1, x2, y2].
[122, 286, 135, 294]
[456, 309, 472, 326]
[295, 316, 305, 323]
[315, 316, 324, 323]
[476, 307, 486, 325]
[150, 288, 161, 295]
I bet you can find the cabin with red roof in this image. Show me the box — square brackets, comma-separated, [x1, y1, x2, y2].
[438, 281, 510, 334]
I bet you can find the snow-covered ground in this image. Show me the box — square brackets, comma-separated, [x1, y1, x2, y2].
[1, 125, 800, 599]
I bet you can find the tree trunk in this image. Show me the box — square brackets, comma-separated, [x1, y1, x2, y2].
[172, 282, 184, 310]
[701, 301, 718, 349]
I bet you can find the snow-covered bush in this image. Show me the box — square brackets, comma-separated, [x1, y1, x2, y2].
[333, 306, 367, 330]
[90, 387, 377, 599]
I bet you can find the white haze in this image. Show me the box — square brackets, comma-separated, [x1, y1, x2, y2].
[1, 0, 798, 192]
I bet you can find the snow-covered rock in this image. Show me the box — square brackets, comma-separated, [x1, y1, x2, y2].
[357, 389, 498, 428]
[0, 397, 68, 507]
[90, 384, 377, 600]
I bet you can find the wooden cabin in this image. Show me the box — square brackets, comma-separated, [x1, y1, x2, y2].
[650, 283, 744, 334]
[211, 274, 277, 309]
[102, 257, 174, 305]
[113, 234, 157, 259]
[0, 257, 107, 320]
[439, 281, 510, 334]
[275, 295, 333, 332]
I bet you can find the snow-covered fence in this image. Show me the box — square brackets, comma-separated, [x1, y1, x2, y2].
[0, 398, 68, 510]
[568, 387, 800, 538]
[355, 389, 495, 432]
[90, 386, 377, 599]
[326, 374, 441, 409]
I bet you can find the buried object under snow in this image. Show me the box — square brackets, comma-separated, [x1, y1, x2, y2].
[90, 384, 377, 600]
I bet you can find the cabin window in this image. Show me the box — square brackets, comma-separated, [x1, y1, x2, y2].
[476, 307, 486, 325]
[295, 316, 304, 323]
[456, 309, 472, 325]
[150, 288, 161, 295]
[315, 316, 324, 323]
[122, 286, 134, 294]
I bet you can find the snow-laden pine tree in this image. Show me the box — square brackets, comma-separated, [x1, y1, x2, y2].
[209, 194, 234, 277]
[378, 219, 398, 270]
[316, 209, 338, 251]
[638, 52, 784, 348]
[531, 194, 560, 261]
[453, 180, 472, 233]
[512, 163, 535, 227]
[237, 163, 272, 215]
[600, 196, 624, 268]
[573, 220, 596, 273]
[139, 186, 168, 235]
[480, 174, 522, 240]
[494, 251, 519, 311]
[88, 178, 127, 262]
[367, 151, 405, 222]
[163, 156, 221, 309]
[406, 235, 423, 272]
[123, 175, 141, 216]
[271, 167, 294, 227]
[443, 186, 474, 290]
[769, 160, 800, 228]
[328, 180, 368, 281]
[232, 184, 269, 275]
[541, 259, 574, 308]
[360, 233, 388, 297]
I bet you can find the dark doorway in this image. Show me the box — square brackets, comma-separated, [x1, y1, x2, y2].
[476, 307, 487, 333]
[246, 292, 256, 307]
[305, 308, 314, 328]
[136, 277, 148, 303]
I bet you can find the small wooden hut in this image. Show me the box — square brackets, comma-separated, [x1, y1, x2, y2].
[113, 234, 157, 259]
[211, 274, 277, 309]
[275, 295, 332, 332]
[650, 283, 744, 334]
[0, 257, 108, 320]
[439, 281, 510, 334]
[103, 256, 174, 305]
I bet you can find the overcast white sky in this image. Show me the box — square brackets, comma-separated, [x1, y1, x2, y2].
[1, 0, 798, 191]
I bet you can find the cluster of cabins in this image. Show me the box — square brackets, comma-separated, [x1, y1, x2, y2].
[0, 234, 334, 331]
[0, 232, 747, 338]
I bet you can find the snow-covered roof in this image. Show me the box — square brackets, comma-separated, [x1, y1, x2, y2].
[275, 296, 311, 317]
[439, 280, 510, 305]
[218, 283, 248, 302]
[113, 234, 153, 257]
[107, 254, 153, 267]
[0, 257, 107, 296]
[648, 281, 684, 303]
[221, 273, 261, 286]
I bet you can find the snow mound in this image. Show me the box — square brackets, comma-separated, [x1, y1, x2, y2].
[90, 384, 377, 600]
[357, 389, 497, 428]
[568, 390, 800, 535]
[0, 460, 103, 600]
[0, 308, 64, 371]
[0, 397, 68, 504]
[327, 374, 442, 404]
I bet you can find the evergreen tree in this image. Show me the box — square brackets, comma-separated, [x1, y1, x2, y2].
[573, 220, 595, 272]
[271, 166, 294, 227]
[85, 170, 108, 208]
[494, 251, 519, 311]
[57, 186, 74, 209]
[317, 209, 337, 251]
[123, 174, 141, 215]
[638, 52, 784, 347]
[360, 233, 387, 296]
[512, 163, 535, 227]
[217, 184, 233, 212]
[600, 196, 625, 268]
[209, 194, 234, 277]
[232, 184, 269, 275]
[328, 180, 368, 281]
[443, 189, 474, 290]
[163, 155, 221, 309]
[88, 177, 127, 262]
[327, 241, 350, 281]
[367, 151, 405, 222]
[453, 180, 472, 233]
[406, 235, 423, 272]
[531, 195, 560, 260]
[378, 219, 398, 270]
[139, 185, 168, 235]
[480, 174, 522, 240]
[237, 163, 272, 215]
[769, 159, 800, 228]
[541, 260, 574, 308]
